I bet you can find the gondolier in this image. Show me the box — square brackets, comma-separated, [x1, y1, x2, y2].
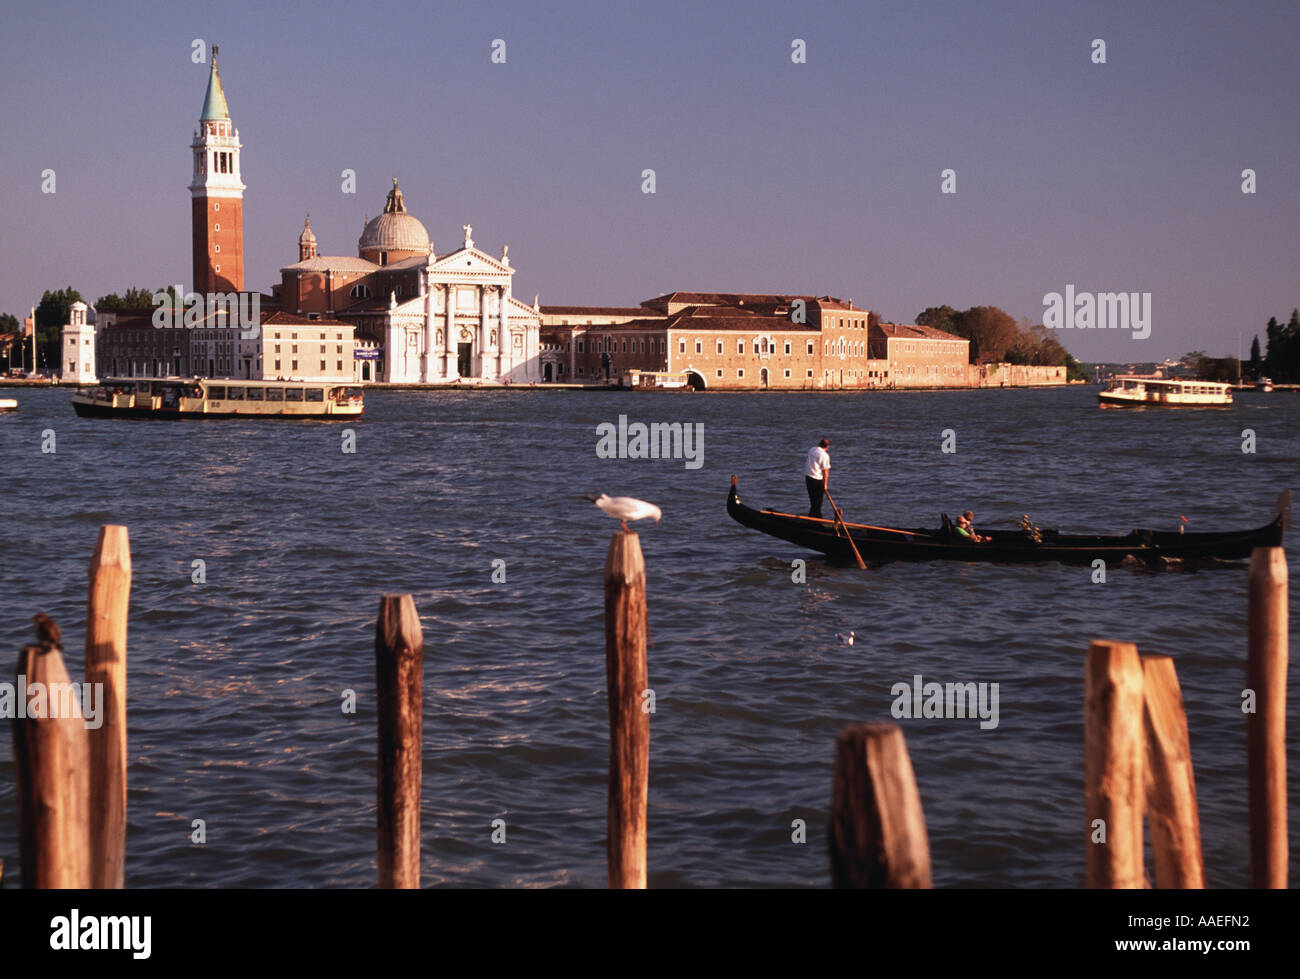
[804, 438, 832, 518]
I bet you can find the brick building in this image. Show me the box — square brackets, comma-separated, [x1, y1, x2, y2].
[538, 292, 971, 389]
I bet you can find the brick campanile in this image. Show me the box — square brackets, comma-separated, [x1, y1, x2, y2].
[189, 45, 245, 294]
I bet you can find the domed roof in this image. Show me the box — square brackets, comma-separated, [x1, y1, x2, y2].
[358, 179, 429, 256]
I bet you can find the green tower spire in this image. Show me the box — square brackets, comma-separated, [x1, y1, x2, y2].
[200, 44, 230, 121]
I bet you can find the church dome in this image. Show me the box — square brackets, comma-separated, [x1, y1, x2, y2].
[358, 179, 429, 263]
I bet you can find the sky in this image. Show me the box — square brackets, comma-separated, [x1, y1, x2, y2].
[0, 0, 1295, 361]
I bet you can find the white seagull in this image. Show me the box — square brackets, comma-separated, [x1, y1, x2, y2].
[585, 493, 662, 532]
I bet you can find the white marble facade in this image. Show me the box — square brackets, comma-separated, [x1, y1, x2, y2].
[378, 228, 542, 383]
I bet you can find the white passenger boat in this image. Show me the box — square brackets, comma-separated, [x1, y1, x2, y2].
[0, 398, 17, 412]
[1098, 375, 1232, 407]
[1255, 377, 1274, 393]
[72, 377, 364, 419]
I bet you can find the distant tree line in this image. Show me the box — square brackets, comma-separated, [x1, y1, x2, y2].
[915, 304, 1088, 380]
[1249, 310, 1300, 382]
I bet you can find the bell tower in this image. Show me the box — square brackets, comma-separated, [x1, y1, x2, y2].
[190, 45, 245, 294]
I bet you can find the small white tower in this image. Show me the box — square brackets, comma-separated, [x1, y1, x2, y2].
[61, 301, 97, 383]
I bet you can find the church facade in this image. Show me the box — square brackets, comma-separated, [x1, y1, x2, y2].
[276, 184, 543, 383]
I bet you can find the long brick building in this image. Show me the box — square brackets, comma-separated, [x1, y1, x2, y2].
[538, 292, 975, 389]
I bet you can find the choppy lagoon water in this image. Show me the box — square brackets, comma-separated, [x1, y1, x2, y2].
[0, 385, 1296, 887]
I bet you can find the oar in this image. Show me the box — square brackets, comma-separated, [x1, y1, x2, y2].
[822, 487, 867, 569]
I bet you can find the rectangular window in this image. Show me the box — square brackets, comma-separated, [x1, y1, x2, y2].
[274, 359, 281, 370]
[806, 369, 813, 378]
[274, 344, 281, 353]
[266, 387, 284, 401]
[807, 342, 814, 354]
[577, 340, 585, 353]
[320, 360, 327, 371]
[306, 388, 324, 402]
[226, 386, 245, 401]
[246, 388, 264, 400]
[291, 360, 298, 371]
[695, 340, 702, 354]
[716, 369, 723, 377]
[292, 344, 299, 354]
[737, 369, 745, 378]
[679, 340, 686, 354]
[717, 340, 724, 354]
[737, 340, 744, 354]
[785, 341, 791, 355]
[784, 369, 791, 378]
[337, 360, 343, 371]
[285, 388, 304, 402]
[208, 386, 226, 399]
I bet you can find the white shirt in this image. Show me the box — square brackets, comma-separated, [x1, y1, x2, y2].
[804, 446, 831, 480]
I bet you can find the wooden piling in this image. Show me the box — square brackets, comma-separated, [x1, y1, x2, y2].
[85, 525, 131, 888]
[1247, 547, 1288, 888]
[375, 593, 423, 889]
[1084, 640, 1145, 888]
[604, 530, 649, 888]
[1141, 656, 1204, 888]
[13, 639, 91, 888]
[828, 723, 931, 888]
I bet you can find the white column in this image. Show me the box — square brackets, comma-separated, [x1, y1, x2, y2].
[444, 285, 457, 377]
[479, 287, 490, 377]
[421, 274, 434, 382]
[496, 285, 507, 378]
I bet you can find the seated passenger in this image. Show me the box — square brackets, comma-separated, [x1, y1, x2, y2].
[955, 512, 987, 543]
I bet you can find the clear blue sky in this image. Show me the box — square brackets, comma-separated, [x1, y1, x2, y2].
[1, 0, 1295, 360]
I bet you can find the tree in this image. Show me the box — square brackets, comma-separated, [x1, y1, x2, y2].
[916, 305, 958, 334]
[95, 286, 165, 313]
[1064, 353, 1088, 382]
[0, 312, 19, 372]
[34, 287, 83, 371]
[1249, 335, 1261, 375]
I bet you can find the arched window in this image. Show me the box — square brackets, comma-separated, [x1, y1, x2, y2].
[350, 284, 372, 299]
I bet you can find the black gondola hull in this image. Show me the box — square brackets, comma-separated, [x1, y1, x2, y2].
[727, 481, 1284, 566]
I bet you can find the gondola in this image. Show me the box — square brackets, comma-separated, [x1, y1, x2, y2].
[727, 476, 1287, 566]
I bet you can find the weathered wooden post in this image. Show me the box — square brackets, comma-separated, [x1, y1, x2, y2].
[1247, 547, 1288, 888]
[1141, 655, 1204, 888]
[828, 723, 931, 888]
[85, 525, 131, 888]
[1084, 640, 1145, 888]
[14, 620, 91, 888]
[375, 594, 423, 889]
[604, 530, 649, 888]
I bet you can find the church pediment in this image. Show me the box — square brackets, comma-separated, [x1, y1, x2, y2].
[429, 247, 514, 277]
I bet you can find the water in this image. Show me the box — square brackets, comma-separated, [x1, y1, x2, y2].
[0, 386, 1296, 887]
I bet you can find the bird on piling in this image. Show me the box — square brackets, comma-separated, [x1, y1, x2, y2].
[33, 613, 61, 650]
[584, 493, 662, 533]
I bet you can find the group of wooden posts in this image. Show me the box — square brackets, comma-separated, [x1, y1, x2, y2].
[7, 525, 1291, 889]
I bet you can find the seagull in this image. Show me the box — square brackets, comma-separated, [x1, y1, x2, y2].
[584, 493, 662, 532]
[836, 631, 855, 646]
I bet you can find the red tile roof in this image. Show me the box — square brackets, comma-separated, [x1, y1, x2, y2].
[540, 305, 648, 316]
[874, 322, 966, 342]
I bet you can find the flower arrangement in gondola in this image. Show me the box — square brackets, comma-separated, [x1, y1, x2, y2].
[1019, 514, 1043, 544]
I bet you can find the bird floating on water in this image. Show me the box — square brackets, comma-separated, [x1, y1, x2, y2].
[585, 493, 662, 533]
[836, 631, 855, 646]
